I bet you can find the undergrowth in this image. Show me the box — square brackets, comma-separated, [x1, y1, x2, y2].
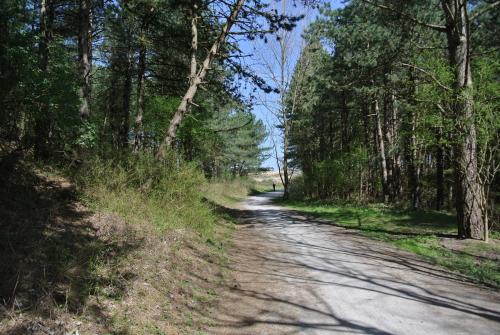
[73, 153, 216, 237]
[0, 151, 271, 334]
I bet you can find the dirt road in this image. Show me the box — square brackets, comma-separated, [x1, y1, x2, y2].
[210, 192, 500, 335]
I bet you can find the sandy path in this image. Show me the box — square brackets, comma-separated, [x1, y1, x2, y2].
[209, 192, 500, 335]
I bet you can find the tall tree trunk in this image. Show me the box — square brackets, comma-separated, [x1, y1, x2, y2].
[134, 41, 146, 150]
[435, 127, 445, 210]
[282, 124, 290, 199]
[383, 94, 394, 200]
[390, 94, 402, 198]
[189, 0, 198, 84]
[362, 104, 374, 198]
[408, 109, 421, 209]
[119, 42, 133, 148]
[375, 99, 389, 203]
[441, 0, 485, 239]
[134, 6, 155, 151]
[78, 0, 92, 119]
[156, 0, 246, 159]
[35, 0, 53, 159]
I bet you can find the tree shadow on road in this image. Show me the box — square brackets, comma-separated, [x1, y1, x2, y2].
[205, 194, 500, 335]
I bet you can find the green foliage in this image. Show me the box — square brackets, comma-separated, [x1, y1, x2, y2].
[287, 0, 500, 229]
[75, 121, 98, 149]
[145, 95, 181, 141]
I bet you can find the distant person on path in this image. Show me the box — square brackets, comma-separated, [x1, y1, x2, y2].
[272, 181, 276, 192]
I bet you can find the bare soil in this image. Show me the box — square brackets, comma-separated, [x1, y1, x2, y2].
[439, 237, 500, 261]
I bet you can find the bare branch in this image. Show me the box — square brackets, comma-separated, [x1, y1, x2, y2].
[400, 62, 452, 92]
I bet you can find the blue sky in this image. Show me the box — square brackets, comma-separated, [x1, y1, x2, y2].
[237, 0, 343, 170]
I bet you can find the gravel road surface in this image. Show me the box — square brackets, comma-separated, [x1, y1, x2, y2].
[210, 192, 500, 335]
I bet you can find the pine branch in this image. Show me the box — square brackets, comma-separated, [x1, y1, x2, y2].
[360, 0, 447, 32]
[470, 1, 500, 21]
[212, 118, 253, 133]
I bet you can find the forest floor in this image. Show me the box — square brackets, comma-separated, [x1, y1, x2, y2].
[210, 192, 500, 335]
[275, 199, 500, 287]
[0, 151, 232, 334]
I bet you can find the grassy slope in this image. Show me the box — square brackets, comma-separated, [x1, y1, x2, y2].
[276, 200, 500, 288]
[0, 154, 249, 334]
[70, 157, 256, 334]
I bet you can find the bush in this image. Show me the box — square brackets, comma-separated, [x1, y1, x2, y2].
[74, 153, 216, 236]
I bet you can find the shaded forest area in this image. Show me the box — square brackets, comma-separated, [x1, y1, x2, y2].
[285, 0, 500, 241]
[0, 0, 283, 176]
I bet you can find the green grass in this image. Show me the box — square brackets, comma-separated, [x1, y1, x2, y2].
[276, 199, 500, 287]
[74, 154, 217, 237]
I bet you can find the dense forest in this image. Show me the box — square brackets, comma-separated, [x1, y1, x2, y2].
[285, 0, 499, 241]
[1, 0, 500, 333]
[0, 0, 498, 236]
[0, 0, 287, 176]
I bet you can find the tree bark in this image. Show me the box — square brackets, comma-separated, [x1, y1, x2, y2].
[362, 104, 374, 198]
[375, 99, 389, 203]
[134, 6, 155, 151]
[435, 127, 445, 210]
[441, 0, 485, 239]
[189, 0, 198, 84]
[408, 109, 421, 210]
[78, 0, 92, 119]
[156, 0, 246, 159]
[390, 94, 402, 198]
[119, 41, 133, 148]
[134, 40, 146, 150]
[282, 124, 290, 199]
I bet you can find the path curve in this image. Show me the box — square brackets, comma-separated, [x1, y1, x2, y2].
[209, 192, 500, 335]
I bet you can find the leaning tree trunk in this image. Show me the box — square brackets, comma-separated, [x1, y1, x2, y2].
[156, 0, 246, 159]
[441, 0, 485, 239]
[78, 0, 92, 119]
